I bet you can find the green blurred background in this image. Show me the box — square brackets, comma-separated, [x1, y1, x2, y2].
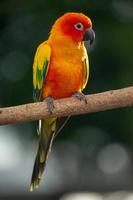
[0, 0, 133, 199]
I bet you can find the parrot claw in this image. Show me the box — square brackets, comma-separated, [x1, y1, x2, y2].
[45, 96, 55, 114]
[72, 92, 87, 104]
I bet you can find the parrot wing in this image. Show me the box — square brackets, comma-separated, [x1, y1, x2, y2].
[81, 46, 89, 90]
[33, 43, 51, 102]
[31, 43, 55, 191]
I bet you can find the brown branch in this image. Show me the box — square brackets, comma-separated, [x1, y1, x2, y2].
[0, 86, 133, 125]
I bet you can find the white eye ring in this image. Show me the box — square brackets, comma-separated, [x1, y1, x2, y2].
[74, 22, 84, 31]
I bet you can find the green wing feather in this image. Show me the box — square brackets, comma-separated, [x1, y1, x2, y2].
[33, 43, 51, 102]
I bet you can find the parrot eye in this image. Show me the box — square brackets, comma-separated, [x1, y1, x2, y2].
[74, 22, 84, 31]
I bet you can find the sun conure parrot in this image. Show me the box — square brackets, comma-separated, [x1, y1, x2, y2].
[30, 12, 95, 191]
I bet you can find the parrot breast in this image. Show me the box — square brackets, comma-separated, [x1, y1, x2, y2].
[42, 41, 86, 99]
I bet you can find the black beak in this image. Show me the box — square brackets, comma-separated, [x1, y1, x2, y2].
[83, 28, 95, 45]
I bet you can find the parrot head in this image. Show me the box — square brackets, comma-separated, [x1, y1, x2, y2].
[50, 12, 95, 45]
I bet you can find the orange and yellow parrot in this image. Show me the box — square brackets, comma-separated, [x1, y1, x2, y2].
[30, 12, 95, 191]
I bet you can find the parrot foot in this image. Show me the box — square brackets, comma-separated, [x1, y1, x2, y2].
[72, 92, 87, 104]
[44, 96, 55, 114]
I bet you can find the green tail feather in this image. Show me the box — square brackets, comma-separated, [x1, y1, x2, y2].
[30, 117, 56, 191]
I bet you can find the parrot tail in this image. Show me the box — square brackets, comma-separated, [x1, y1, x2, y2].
[30, 118, 56, 192]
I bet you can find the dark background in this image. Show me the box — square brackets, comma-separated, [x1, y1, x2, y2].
[0, 0, 133, 199]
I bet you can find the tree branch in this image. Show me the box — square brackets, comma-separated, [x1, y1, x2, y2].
[0, 86, 133, 125]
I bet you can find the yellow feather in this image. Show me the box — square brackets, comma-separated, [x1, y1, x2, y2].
[82, 46, 89, 90]
[33, 43, 51, 89]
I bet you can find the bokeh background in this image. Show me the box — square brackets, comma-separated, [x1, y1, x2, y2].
[0, 0, 133, 199]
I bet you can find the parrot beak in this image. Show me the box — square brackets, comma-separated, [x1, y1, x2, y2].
[83, 28, 95, 45]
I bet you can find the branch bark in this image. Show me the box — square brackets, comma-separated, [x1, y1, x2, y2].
[0, 86, 133, 125]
